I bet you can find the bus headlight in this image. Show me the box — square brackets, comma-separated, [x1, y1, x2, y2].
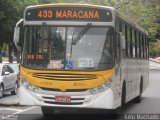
[98, 86, 104, 92]
[104, 81, 112, 88]
[21, 78, 38, 93]
[89, 79, 112, 94]
[90, 88, 97, 94]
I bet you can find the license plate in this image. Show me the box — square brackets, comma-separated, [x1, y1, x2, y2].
[55, 96, 71, 103]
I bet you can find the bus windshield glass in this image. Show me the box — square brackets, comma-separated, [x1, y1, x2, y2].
[23, 26, 114, 71]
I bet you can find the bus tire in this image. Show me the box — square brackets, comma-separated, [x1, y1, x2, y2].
[134, 79, 143, 103]
[41, 106, 55, 117]
[114, 107, 122, 119]
[113, 81, 126, 118]
[121, 81, 126, 109]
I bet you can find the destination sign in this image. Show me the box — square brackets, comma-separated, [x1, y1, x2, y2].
[25, 6, 112, 22]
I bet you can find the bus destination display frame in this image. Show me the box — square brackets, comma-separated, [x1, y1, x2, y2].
[25, 6, 113, 22]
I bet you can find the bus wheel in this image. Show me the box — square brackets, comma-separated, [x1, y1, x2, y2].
[114, 106, 122, 119]
[41, 106, 56, 117]
[121, 81, 126, 109]
[134, 80, 143, 103]
[114, 82, 126, 118]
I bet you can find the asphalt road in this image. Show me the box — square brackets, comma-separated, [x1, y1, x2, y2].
[0, 69, 160, 120]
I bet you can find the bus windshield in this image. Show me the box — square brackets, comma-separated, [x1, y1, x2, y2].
[23, 26, 114, 71]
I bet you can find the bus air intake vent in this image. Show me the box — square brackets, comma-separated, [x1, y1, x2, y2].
[40, 87, 88, 92]
[32, 73, 97, 81]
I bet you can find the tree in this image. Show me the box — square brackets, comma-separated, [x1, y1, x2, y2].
[0, 0, 38, 63]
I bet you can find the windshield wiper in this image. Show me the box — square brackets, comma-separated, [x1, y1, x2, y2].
[72, 23, 92, 45]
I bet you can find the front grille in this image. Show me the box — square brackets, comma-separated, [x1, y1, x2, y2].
[42, 96, 85, 101]
[32, 73, 97, 81]
[40, 87, 88, 92]
[40, 95, 86, 106]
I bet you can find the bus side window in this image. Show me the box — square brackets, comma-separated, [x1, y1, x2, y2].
[125, 25, 128, 57]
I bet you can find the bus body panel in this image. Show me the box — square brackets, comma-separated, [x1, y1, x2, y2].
[20, 86, 115, 109]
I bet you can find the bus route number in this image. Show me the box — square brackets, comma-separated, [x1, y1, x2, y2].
[38, 10, 53, 18]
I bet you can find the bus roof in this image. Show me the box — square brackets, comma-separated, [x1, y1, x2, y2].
[26, 3, 115, 10]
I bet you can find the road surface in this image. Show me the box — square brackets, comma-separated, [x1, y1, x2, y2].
[0, 69, 160, 120]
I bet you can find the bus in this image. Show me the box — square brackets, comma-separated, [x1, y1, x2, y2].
[14, 3, 149, 115]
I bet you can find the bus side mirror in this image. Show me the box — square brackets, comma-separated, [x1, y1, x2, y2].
[14, 19, 24, 51]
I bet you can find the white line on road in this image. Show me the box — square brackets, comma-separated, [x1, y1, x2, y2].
[0, 108, 22, 112]
[13, 106, 38, 114]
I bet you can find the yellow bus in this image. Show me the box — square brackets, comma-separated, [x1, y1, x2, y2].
[14, 4, 149, 115]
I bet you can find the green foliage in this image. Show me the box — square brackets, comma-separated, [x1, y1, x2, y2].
[116, 0, 160, 56]
[0, 0, 38, 46]
[150, 41, 160, 57]
[0, 0, 38, 62]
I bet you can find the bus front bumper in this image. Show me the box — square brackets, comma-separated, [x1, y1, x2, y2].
[19, 86, 115, 110]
